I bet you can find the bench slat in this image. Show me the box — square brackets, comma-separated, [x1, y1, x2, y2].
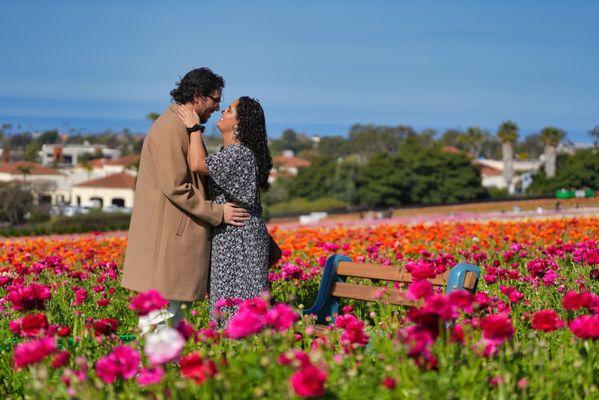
[336, 262, 477, 290]
[331, 282, 419, 307]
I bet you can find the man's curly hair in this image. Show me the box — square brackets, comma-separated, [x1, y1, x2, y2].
[235, 97, 273, 191]
[170, 67, 225, 104]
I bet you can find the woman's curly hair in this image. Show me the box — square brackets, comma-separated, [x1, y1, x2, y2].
[170, 67, 225, 104]
[235, 97, 273, 191]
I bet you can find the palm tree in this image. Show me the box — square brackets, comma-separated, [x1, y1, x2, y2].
[496, 121, 519, 194]
[540, 126, 565, 178]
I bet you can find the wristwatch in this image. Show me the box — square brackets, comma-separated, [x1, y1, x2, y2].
[186, 124, 205, 134]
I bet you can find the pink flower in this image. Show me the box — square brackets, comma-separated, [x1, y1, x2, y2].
[448, 290, 474, 313]
[136, 366, 164, 387]
[176, 319, 195, 340]
[480, 314, 514, 342]
[129, 290, 168, 316]
[72, 288, 87, 306]
[225, 298, 269, 339]
[266, 304, 298, 332]
[8, 283, 52, 311]
[335, 314, 369, 348]
[13, 336, 56, 369]
[9, 313, 49, 337]
[569, 315, 599, 339]
[95, 346, 140, 383]
[144, 327, 185, 365]
[531, 310, 564, 332]
[562, 291, 587, 311]
[407, 280, 433, 300]
[290, 364, 327, 397]
[179, 352, 217, 384]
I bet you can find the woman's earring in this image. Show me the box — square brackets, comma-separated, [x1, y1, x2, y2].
[233, 125, 240, 140]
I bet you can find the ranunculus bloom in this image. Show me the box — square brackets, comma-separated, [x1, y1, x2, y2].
[179, 352, 217, 384]
[480, 314, 514, 342]
[176, 320, 195, 340]
[562, 291, 588, 311]
[407, 280, 433, 300]
[225, 298, 269, 339]
[136, 366, 164, 387]
[531, 310, 564, 332]
[9, 313, 49, 337]
[8, 283, 52, 311]
[382, 376, 397, 390]
[569, 315, 599, 339]
[290, 364, 327, 397]
[93, 318, 119, 336]
[448, 290, 474, 313]
[335, 314, 369, 348]
[265, 303, 298, 332]
[129, 290, 169, 316]
[51, 350, 71, 368]
[13, 336, 56, 369]
[95, 346, 140, 384]
[144, 327, 185, 365]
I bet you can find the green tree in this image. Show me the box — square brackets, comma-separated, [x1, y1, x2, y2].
[38, 130, 59, 144]
[146, 112, 160, 122]
[528, 149, 599, 195]
[588, 126, 599, 147]
[288, 157, 337, 200]
[356, 153, 411, 207]
[0, 182, 34, 225]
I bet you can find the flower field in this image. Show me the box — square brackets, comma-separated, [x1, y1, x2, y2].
[0, 215, 598, 399]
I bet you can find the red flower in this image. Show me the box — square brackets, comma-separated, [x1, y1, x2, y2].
[51, 350, 71, 368]
[562, 291, 588, 311]
[93, 318, 119, 336]
[9, 313, 49, 337]
[531, 310, 564, 332]
[480, 314, 514, 342]
[382, 376, 397, 390]
[569, 315, 599, 339]
[290, 364, 327, 397]
[179, 352, 217, 384]
[129, 289, 168, 316]
[448, 290, 474, 313]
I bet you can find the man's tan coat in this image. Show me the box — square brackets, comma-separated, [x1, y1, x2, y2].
[121, 105, 223, 301]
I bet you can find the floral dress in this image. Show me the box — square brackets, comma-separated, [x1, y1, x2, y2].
[205, 144, 269, 321]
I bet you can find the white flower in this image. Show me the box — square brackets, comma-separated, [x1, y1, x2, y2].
[144, 327, 185, 365]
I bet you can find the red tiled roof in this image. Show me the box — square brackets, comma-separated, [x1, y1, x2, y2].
[75, 172, 136, 189]
[441, 146, 462, 154]
[0, 162, 61, 175]
[479, 166, 503, 176]
[106, 154, 140, 166]
[273, 155, 311, 168]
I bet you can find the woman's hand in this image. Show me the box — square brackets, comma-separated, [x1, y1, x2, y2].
[174, 104, 200, 128]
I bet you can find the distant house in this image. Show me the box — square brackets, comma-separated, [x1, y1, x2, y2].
[72, 171, 136, 209]
[0, 161, 65, 204]
[271, 150, 311, 181]
[473, 159, 542, 190]
[79, 154, 140, 174]
[39, 144, 122, 167]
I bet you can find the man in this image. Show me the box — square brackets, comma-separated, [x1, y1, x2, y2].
[121, 67, 249, 333]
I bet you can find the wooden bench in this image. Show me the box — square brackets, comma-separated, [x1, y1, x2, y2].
[304, 255, 481, 325]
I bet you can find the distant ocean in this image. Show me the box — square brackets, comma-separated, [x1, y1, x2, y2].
[0, 114, 594, 143]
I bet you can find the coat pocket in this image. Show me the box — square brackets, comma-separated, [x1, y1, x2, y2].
[176, 213, 189, 237]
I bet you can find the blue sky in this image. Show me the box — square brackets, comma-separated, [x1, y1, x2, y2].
[1, 0, 598, 141]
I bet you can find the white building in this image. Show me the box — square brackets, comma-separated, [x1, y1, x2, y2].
[474, 159, 542, 190]
[0, 161, 65, 204]
[39, 144, 121, 167]
[271, 150, 311, 181]
[72, 171, 136, 209]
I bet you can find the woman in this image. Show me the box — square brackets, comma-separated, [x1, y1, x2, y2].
[175, 97, 273, 322]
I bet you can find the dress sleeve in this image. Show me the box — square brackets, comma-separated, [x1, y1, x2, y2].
[205, 145, 257, 207]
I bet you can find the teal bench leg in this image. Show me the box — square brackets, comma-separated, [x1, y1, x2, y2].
[303, 254, 351, 324]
